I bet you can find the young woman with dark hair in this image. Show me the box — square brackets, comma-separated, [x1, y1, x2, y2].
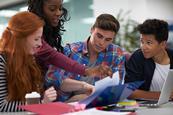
[27, 0, 112, 81]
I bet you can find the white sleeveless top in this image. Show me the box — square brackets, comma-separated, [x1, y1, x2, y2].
[150, 63, 170, 91]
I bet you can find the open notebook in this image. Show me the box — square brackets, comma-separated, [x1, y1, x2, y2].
[139, 69, 173, 107]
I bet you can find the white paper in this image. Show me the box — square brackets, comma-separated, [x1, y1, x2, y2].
[95, 71, 120, 90]
[79, 72, 120, 105]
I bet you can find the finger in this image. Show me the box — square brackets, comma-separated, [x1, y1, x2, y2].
[100, 65, 112, 76]
[84, 86, 93, 95]
[45, 88, 55, 95]
[47, 97, 56, 102]
[103, 65, 112, 76]
[107, 69, 113, 77]
[47, 86, 55, 91]
[46, 93, 57, 100]
[45, 90, 57, 97]
[49, 91, 57, 96]
[99, 75, 104, 79]
[91, 87, 95, 94]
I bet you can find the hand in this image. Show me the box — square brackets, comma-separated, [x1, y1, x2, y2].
[65, 82, 94, 103]
[85, 64, 112, 78]
[82, 82, 95, 95]
[170, 91, 173, 100]
[42, 86, 57, 103]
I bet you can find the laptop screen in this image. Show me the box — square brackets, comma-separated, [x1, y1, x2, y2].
[158, 69, 173, 105]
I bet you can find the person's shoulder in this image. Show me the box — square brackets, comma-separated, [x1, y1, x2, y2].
[125, 49, 146, 67]
[70, 41, 84, 47]
[167, 48, 173, 55]
[130, 49, 145, 61]
[132, 49, 143, 55]
[108, 44, 124, 52]
[66, 41, 84, 52]
[0, 53, 6, 64]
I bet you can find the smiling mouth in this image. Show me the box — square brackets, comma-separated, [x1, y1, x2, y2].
[53, 19, 59, 23]
[142, 52, 147, 55]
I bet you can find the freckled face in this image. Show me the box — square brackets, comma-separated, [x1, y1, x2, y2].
[26, 27, 43, 55]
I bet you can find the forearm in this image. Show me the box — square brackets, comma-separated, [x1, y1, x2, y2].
[0, 100, 24, 112]
[129, 89, 160, 100]
[60, 78, 85, 92]
[36, 40, 85, 75]
[48, 52, 85, 75]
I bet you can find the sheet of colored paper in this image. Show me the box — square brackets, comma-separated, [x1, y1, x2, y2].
[19, 102, 75, 115]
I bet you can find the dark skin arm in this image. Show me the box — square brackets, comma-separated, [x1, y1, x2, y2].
[129, 89, 160, 100]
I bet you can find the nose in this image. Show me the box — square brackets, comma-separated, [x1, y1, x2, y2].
[38, 39, 42, 47]
[55, 9, 62, 16]
[140, 43, 146, 50]
[98, 39, 105, 46]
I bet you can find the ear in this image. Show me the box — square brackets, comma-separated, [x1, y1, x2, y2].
[90, 27, 94, 34]
[160, 41, 167, 48]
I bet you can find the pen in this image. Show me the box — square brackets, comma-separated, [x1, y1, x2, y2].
[96, 104, 125, 111]
[113, 109, 136, 112]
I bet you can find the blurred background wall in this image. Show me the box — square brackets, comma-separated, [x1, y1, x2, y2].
[0, 0, 172, 52]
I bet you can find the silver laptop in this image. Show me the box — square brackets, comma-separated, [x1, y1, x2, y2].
[139, 69, 173, 107]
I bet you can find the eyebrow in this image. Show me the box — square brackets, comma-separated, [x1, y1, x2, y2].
[47, 4, 57, 7]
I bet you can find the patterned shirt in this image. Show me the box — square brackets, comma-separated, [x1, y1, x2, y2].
[45, 38, 126, 101]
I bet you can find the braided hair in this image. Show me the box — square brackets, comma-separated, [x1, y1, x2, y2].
[27, 0, 70, 52]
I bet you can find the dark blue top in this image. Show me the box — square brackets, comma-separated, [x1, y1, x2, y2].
[125, 49, 173, 91]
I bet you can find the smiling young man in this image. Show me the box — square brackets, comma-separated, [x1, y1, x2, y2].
[125, 19, 173, 100]
[45, 13, 126, 102]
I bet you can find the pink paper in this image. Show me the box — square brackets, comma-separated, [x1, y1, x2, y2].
[19, 102, 75, 115]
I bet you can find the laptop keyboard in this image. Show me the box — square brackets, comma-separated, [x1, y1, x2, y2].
[140, 100, 158, 104]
